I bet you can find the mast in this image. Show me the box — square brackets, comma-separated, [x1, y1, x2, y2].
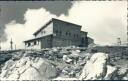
[10, 38, 13, 50]
[117, 38, 121, 46]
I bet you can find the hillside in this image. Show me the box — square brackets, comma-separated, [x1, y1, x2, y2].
[0, 46, 128, 80]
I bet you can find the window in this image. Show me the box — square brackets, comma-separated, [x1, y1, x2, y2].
[28, 43, 31, 47]
[74, 34, 76, 38]
[66, 32, 71, 36]
[69, 32, 71, 36]
[81, 37, 84, 43]
[37, 41, 39, 45]
[55, 30, 58, 34]
[60, 31, 62, 35]
[76, 34, 78, 38]
[66, 32, 68, 36]
[41, 30, 45, 34]
[34, 41, 37, 45]
[56, 30, 62, 35]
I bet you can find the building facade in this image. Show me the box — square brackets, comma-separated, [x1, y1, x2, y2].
[24, 18, 93, 49]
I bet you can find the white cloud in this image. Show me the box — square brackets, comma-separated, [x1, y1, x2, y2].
[2, 8, 56, 50]
[59, 1, 127, 45]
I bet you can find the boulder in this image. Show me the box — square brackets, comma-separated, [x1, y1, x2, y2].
[63, 55, 73, 63]
[104, 65, 117, 80]
[117, 67, 128, 80]
[2, 59, 14, 70]
[0, 57, 57, 80]
[19, 67, 43, 80]
[79, 52, 108, 80]
[122, 73, 128, 80]
[32, 58, 57, 79]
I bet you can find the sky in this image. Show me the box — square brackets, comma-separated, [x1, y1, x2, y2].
[0, 1, 127, 50]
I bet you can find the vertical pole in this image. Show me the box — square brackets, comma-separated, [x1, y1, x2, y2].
[10, 38, 13, 50]
[0, 35, 1, 50]
[0, 40, 1, 51]
[127, 26, 128, 46]
[127, 1, 128, 46]
[117, 38, 121, 46]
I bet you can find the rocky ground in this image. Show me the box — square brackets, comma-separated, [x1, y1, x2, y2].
[0, 46, 128, 80]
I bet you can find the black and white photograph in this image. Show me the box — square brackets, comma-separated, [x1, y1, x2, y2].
[0, 0, 127, 80]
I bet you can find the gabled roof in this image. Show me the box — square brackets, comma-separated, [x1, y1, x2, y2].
[33, 19, 53, 36]
[53, 18, 82, 27]
[33, 18, 82, 36]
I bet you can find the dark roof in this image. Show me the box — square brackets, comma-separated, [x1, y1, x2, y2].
[52, 18, 82, 27]
[24, 34, 52, 43]
[33, 18, 82, 36]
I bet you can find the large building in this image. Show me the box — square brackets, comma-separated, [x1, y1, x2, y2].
[24, 18, 93, 49]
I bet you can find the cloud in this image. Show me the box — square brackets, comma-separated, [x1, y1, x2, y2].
[2, 8, 56, 50]
[58, 1, 127, 45]
[0, 1, 73, 42]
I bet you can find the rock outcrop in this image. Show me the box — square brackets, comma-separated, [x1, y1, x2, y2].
[104, 65, 117, 80]
[0, 57, 57, 80]
[0, 46, 128, 80]
[79, 52, 108, 80]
